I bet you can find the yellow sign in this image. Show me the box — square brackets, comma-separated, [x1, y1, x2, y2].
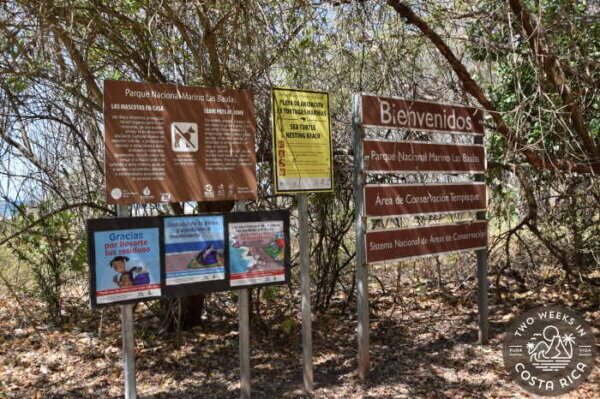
[271, 88, 333, 193]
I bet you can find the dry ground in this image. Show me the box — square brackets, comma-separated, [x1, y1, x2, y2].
[0, 280, 598, 398]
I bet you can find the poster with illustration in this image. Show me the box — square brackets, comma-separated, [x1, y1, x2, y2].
[225, 211, 290, 288]
[88, 217, 163, 308]
[163, 215, 228, 296]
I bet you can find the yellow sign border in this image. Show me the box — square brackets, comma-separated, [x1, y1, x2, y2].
[271, 87, 334, 194]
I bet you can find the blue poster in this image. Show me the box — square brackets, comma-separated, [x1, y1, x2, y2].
[164, 215, 225, 285]
[93, 227, 161, 304]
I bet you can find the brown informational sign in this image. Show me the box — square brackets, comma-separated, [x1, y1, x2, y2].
[103, 80, 257, 204]
[365, 183, 486, 217]
[366, 221, 487, 264]
[360, 95, 484, 134]
[364, 140, 485, 173]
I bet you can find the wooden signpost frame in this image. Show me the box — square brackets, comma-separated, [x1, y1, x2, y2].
[101, 81, 304, 399]
[352, 93, 489, 379]
[109, 202, 290, 399]
[270, 87, 334, 394]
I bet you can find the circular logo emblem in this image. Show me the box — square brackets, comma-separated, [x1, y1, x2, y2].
[503, 306, 596, 396]
[110, 188, 122, 200]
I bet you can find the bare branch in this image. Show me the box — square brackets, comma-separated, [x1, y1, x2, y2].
[0, 202, 114, 247]
[386, 0, 599, 174]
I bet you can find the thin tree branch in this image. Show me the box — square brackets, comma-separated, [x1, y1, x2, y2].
[507, 0, 599, 162]
[0, 202, 114, 247]
[386, 0, 599, 174]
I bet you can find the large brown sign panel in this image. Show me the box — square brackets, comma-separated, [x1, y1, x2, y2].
[361, 95, 484, 134]
[104, 80, 257, 204]
[365, 183, 486, 217]
[364, 140, 485, 173]
[366, 221, 488, 264]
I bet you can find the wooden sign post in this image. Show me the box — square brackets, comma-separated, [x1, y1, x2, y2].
[121, 303, 136, 399]
[298, 194, 313, 391]
[475, 134, 489, 344]
[352, 95, 370, 379]
[353, 93, 488, 378]
[238, 288, 251, 399]
[234, 201, 251, 399]
[271, 87, 333, 393]
[117, 205, 136, 399]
